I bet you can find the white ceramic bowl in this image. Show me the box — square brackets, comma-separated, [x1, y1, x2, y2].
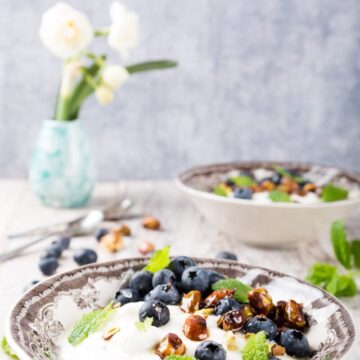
[6, 258, 357, 359]
[177, 161, 360, 247]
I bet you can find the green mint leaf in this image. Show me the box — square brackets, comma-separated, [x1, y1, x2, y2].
[135, 317, 153, 332]
[144, 245, 171, 273]
[321, 184, 348, 202]
[68, 303, 116, 346]
[273, 165, 304, 184]
[351, 240, 360, 269]
[164, 356, 195, 360]
[305, 263, 337, 287]
[1, 337, 19, 359]
[325, 273, 357, 297]
[241, 331, 268, 360]
[230, 175, 255, 187]
[331, 220, 351, 270]
[213, 185, 229, 197]
[269, 190, 291, 203]
[212, 278, 252, 303]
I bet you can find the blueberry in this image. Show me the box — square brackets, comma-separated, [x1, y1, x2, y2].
[195, 340, 226, 360]
[181, 267, 210, 293]
[42, 245, 62, 259]
[145, 283, 181, 305]
[73, 248, 98, 266]
[152, 269, 176, 287]
[39, 257, 58, 276]
[233, 188, 253, 200]
[52, 236, 71, 250]
[129, 270, 153, 297]
[214, 297, 242, 315]
[114, 288, 141, 305]
[23, 280, 39, 292]
[95, 228, 109, 242]
[215, 251, 238, 261]
[271, 173, 282, 185]
[208, 270, 226, 286]
[268, 358, 281, 360]
[139, 300, 170, 327]
[245, 316, 278, 340]
[168, 256, 196, 280]
[278, 329, 310, 358]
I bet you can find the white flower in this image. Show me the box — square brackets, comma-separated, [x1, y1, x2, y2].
[108, 2, 139, 58]
[60, 59, 83, 96]
[102, 65, 129, 90]
[39, 2, 93, 59]
[95, 86, 114, 105]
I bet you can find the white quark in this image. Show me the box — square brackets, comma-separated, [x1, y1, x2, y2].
[60, 302, 295, 360]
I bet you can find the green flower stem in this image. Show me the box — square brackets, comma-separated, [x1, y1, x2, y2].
[126, 60, 178, 74]
[94, 28, 110, 37]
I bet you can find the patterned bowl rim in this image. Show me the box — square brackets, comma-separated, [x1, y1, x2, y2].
[7, 257, 357, 359]
[177, 160, 360, 208]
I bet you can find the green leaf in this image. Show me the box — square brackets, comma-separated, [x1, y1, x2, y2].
[305, 263, 337, 287]
[1, 337, 19, 359]
[273, 165, 304, 184]
[269, 190, 291, 203]
[351, 240, 360, 269]
[230, 175, 255, 187]
[325, 273, 357, 297]
[126, 60, 177, 74]
[331, 220, 351, 270]
[241, 331, 268, 360]
[164, 356, 195, 360]
[321, 184, 348, 202]
[135, 317, 153, 332]
[213, 185, 229, 197]
[144, 245, 171, 273]
[212, 278, 252, 303]
[68, 303, 115, 346]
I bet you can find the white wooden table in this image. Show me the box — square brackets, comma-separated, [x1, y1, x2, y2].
[0, 180, 358, 353]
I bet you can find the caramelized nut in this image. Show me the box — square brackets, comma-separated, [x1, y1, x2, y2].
[103, 327, 120, 340]
[181, 290, 202, 313]
[273, 300, 307, 330]
[183, 315, 208, 341]
[248, 288, 274, 316]
[142, 217, 161, 230]
[240, 304, 255, 322]
[270, 344, 286, 356]
[155, 333, 186, 359]
[202, 289, 235, 308]
[118, 224, 131, 236]
[100, 229, 124, 253]
[260, 180, 276, 191]
[138, 240, 155, 255]
[217, 310, 246, 331]
[303, 183, 317, 193]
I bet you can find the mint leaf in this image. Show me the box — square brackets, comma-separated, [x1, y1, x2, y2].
[351, 240, 360, 269]
[68, 303, 116, 346]
[242, 331, 268, 360]
[164, 356, 195, 360]
[1, 337, 19, 359]
[135, 317, 153, 332]
[325, 273, 357, 297]
[331, 221, 351, 269]
[212, 278, 252, 303]
[144, 245, 171, 273]
[269, 190, 291, 203]
[306, 263, 337, 287]
[213, 185, 229, 197]
[321, 184, 348, 202]
[273, 165, 304, 184]
[230, 175, 255, 187]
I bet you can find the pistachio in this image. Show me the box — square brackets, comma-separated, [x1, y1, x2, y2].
[100, 229, 124, 253]
[103, 327, 120, 341]
[118, 224, 131, 236]
[155, 333, 186, 359]
[217, 309, 246, 331]
[138, 240, 155, 255]
[202, 289, 235, 308]
[142, 217, 161, 230]
[248, 288, 274, 316]
[183, 315, 209, 341]
[180, 290, 202, 313]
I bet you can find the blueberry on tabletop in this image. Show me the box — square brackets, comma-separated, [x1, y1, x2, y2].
[234, 187, 253, 200]
[195, 340, 226, 360]
[114, 288, 141, 305]
[145, 283, 181, 305]
[139, 300, 170, 327]
[129, 270, 153, 297]
[215, 251, 238, 261]
[23, 280, 39, 292]
[73, 248, 98, 266]
[168, 256, 196, 280]
[152, 269, 176, 287]
[52, 236, 71, 251]
[95, 228, 109, 242]
[214, 297, 242, 316]
[245, 315, 278, 340]
[42, 245, 62, 259]
[39, 256, 59, 276]
[208, 270, 226, 286]
[181, 267, 210, 293]
[278, 329, 310, 358]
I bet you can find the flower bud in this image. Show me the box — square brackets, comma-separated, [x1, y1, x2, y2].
[95, 85, 114, 105]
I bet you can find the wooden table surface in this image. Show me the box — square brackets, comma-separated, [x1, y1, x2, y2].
[0, 180, 358, 354]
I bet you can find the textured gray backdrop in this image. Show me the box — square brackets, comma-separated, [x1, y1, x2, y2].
[0, 0, 360, 180]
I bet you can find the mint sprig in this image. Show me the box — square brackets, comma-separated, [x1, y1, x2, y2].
[213, 185, 229, 197]
[321, 184, 348, 202]
[212, 278, 252, 303]
[273, 165, 304, 184]
[1, 337, 19, 359]
[269, 190, 291, 203]
[241, 331, 268, 360]
[230, 175, 255, 187]
[144, 245, 171, 273]
[331, 220, 351, 269]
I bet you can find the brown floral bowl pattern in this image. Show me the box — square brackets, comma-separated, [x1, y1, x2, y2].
[7, 258, 356, 359]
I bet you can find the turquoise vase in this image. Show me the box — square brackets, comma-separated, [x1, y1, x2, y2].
[29, 119, 95, 208]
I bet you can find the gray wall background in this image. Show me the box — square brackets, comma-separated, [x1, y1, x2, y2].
[0, 0, 360, 180]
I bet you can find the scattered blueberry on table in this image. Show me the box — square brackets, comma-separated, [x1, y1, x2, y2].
[39, 256, 58, 276]
[215, 250, 238, 261]
[73, 248, 98, 266]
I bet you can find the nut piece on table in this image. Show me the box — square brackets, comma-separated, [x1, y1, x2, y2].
[142, 217, 161, 230]
[248, 288, 274, 316]
[103, 327, 120, 341]
[202, 289, 236, 309]
[100, 229, 124, 253]
[155, 333, 186, 359]
[217, 309, 246, 331]
[180, 290, 202, 313]
[183, 315, 209, 341]
[138, 240, 155, 255]
[273, 300, 307, 330]
[118, 224, 131, 236]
